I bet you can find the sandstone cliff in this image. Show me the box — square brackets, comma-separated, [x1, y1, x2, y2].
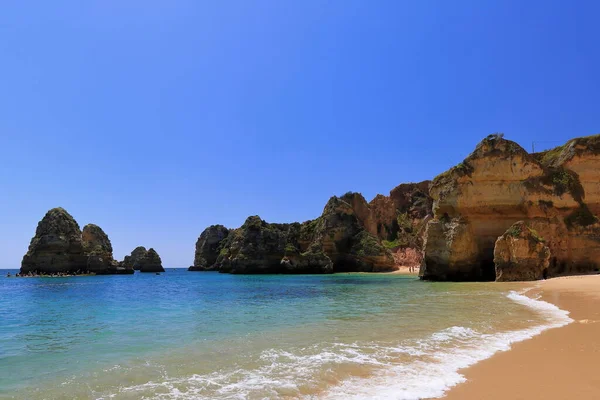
[369, 182, 432, 268]
[420, 133, 600, 281]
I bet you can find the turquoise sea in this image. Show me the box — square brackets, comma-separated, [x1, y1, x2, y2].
[0, 269, 571, 399]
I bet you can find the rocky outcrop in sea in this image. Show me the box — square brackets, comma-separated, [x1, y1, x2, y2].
[20, 208, 133, 275]
[138, 248, 165, 273]
[121, 246, 148, 271]
[420, 133, 600, 281]
[188, 225, 229, 271]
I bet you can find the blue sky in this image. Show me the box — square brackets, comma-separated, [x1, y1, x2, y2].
[1, 1, 599, 268]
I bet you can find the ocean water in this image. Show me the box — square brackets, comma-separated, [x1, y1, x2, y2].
[0, 269, 571, 400]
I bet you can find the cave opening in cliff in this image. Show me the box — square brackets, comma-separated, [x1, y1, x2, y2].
[332, 258, 363, 273]
[479, 247, 497, 281]
[479, 259, 496, 281]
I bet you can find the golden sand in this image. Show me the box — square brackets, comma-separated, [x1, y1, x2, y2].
[441, 274, 600, 399]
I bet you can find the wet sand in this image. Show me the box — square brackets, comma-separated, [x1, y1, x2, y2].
[441, 274, 600, 400]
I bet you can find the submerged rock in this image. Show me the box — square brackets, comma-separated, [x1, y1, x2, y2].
[21, 208, 87, 274]
[138, 248, 165, 273]
[121, 246, 148, 271]
[188, 225, 229, 271]
[494, 221, 551, 282]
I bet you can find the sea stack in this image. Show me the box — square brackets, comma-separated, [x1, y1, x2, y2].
[21, 208, 134, 275]
[138, 248, 165, 273]
[188, 225, 229, 271]
[82, 224, 133, 274]
[21, 208, 87, 274]
[121, 246, 148, 271]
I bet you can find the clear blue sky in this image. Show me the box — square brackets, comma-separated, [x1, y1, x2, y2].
[1, 1, 599, 268]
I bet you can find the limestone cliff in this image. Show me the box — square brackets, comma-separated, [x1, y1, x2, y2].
[421, 133, 600, 281]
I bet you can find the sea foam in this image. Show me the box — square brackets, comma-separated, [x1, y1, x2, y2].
[116, 291, 572, 400]
[323, 291, 573, 400]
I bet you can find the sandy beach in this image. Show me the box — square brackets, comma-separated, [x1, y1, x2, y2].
[386, 265, 420, 275]
[441, 274, 600, 400]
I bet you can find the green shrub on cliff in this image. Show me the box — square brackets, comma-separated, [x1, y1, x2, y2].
[526, 227, 545, 243]
[564, 205, 598, 229]
[507, 224, 522, 237]
[352, 232, 384, 257]
[549, 169, 580, 198]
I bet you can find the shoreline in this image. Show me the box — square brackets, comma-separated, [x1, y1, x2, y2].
[440, 274, 600, 400]
[385, 265, 420, 275]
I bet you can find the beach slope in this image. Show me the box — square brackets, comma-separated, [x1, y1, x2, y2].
[442, 275, 600, 400]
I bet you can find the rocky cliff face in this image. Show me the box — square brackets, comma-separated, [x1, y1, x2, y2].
[21, 208, 133, 275]
[21, 208, 87, 274]
[368, 182, 433, 268]
[188, 225, 229, 271]
[420, 133, 600, 281]
[317, 193, 395, 272]
[82, 224, 129, 274]
[138, 248, 164, 273]
[494, 221, 551, 281]
[121, 246, 148, 271]
[197, 192, 396, 274]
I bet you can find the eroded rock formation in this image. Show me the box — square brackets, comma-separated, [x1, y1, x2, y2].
[196, 192, 396, 274]
[138, 248, 164, 273]
[420, 133, 600, 281]
[82, 224, 132, 274]
[21, 208, 133, 275]
[21, 208, 87, 274]
[188, 225, 229, 271]
[121, 246, 148, 271]
[369, 182, 433, 269]
[494, 221, 550, 281]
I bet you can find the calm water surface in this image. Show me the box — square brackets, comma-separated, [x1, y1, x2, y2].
[0, 269, 570, 399]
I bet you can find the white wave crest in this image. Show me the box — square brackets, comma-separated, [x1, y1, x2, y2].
[113, 291, 572, 400]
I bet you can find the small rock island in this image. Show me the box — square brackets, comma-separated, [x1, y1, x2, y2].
[20, 208, 134, 276]
[19, 208, 165, 276]
[137, 248, 165, 273]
